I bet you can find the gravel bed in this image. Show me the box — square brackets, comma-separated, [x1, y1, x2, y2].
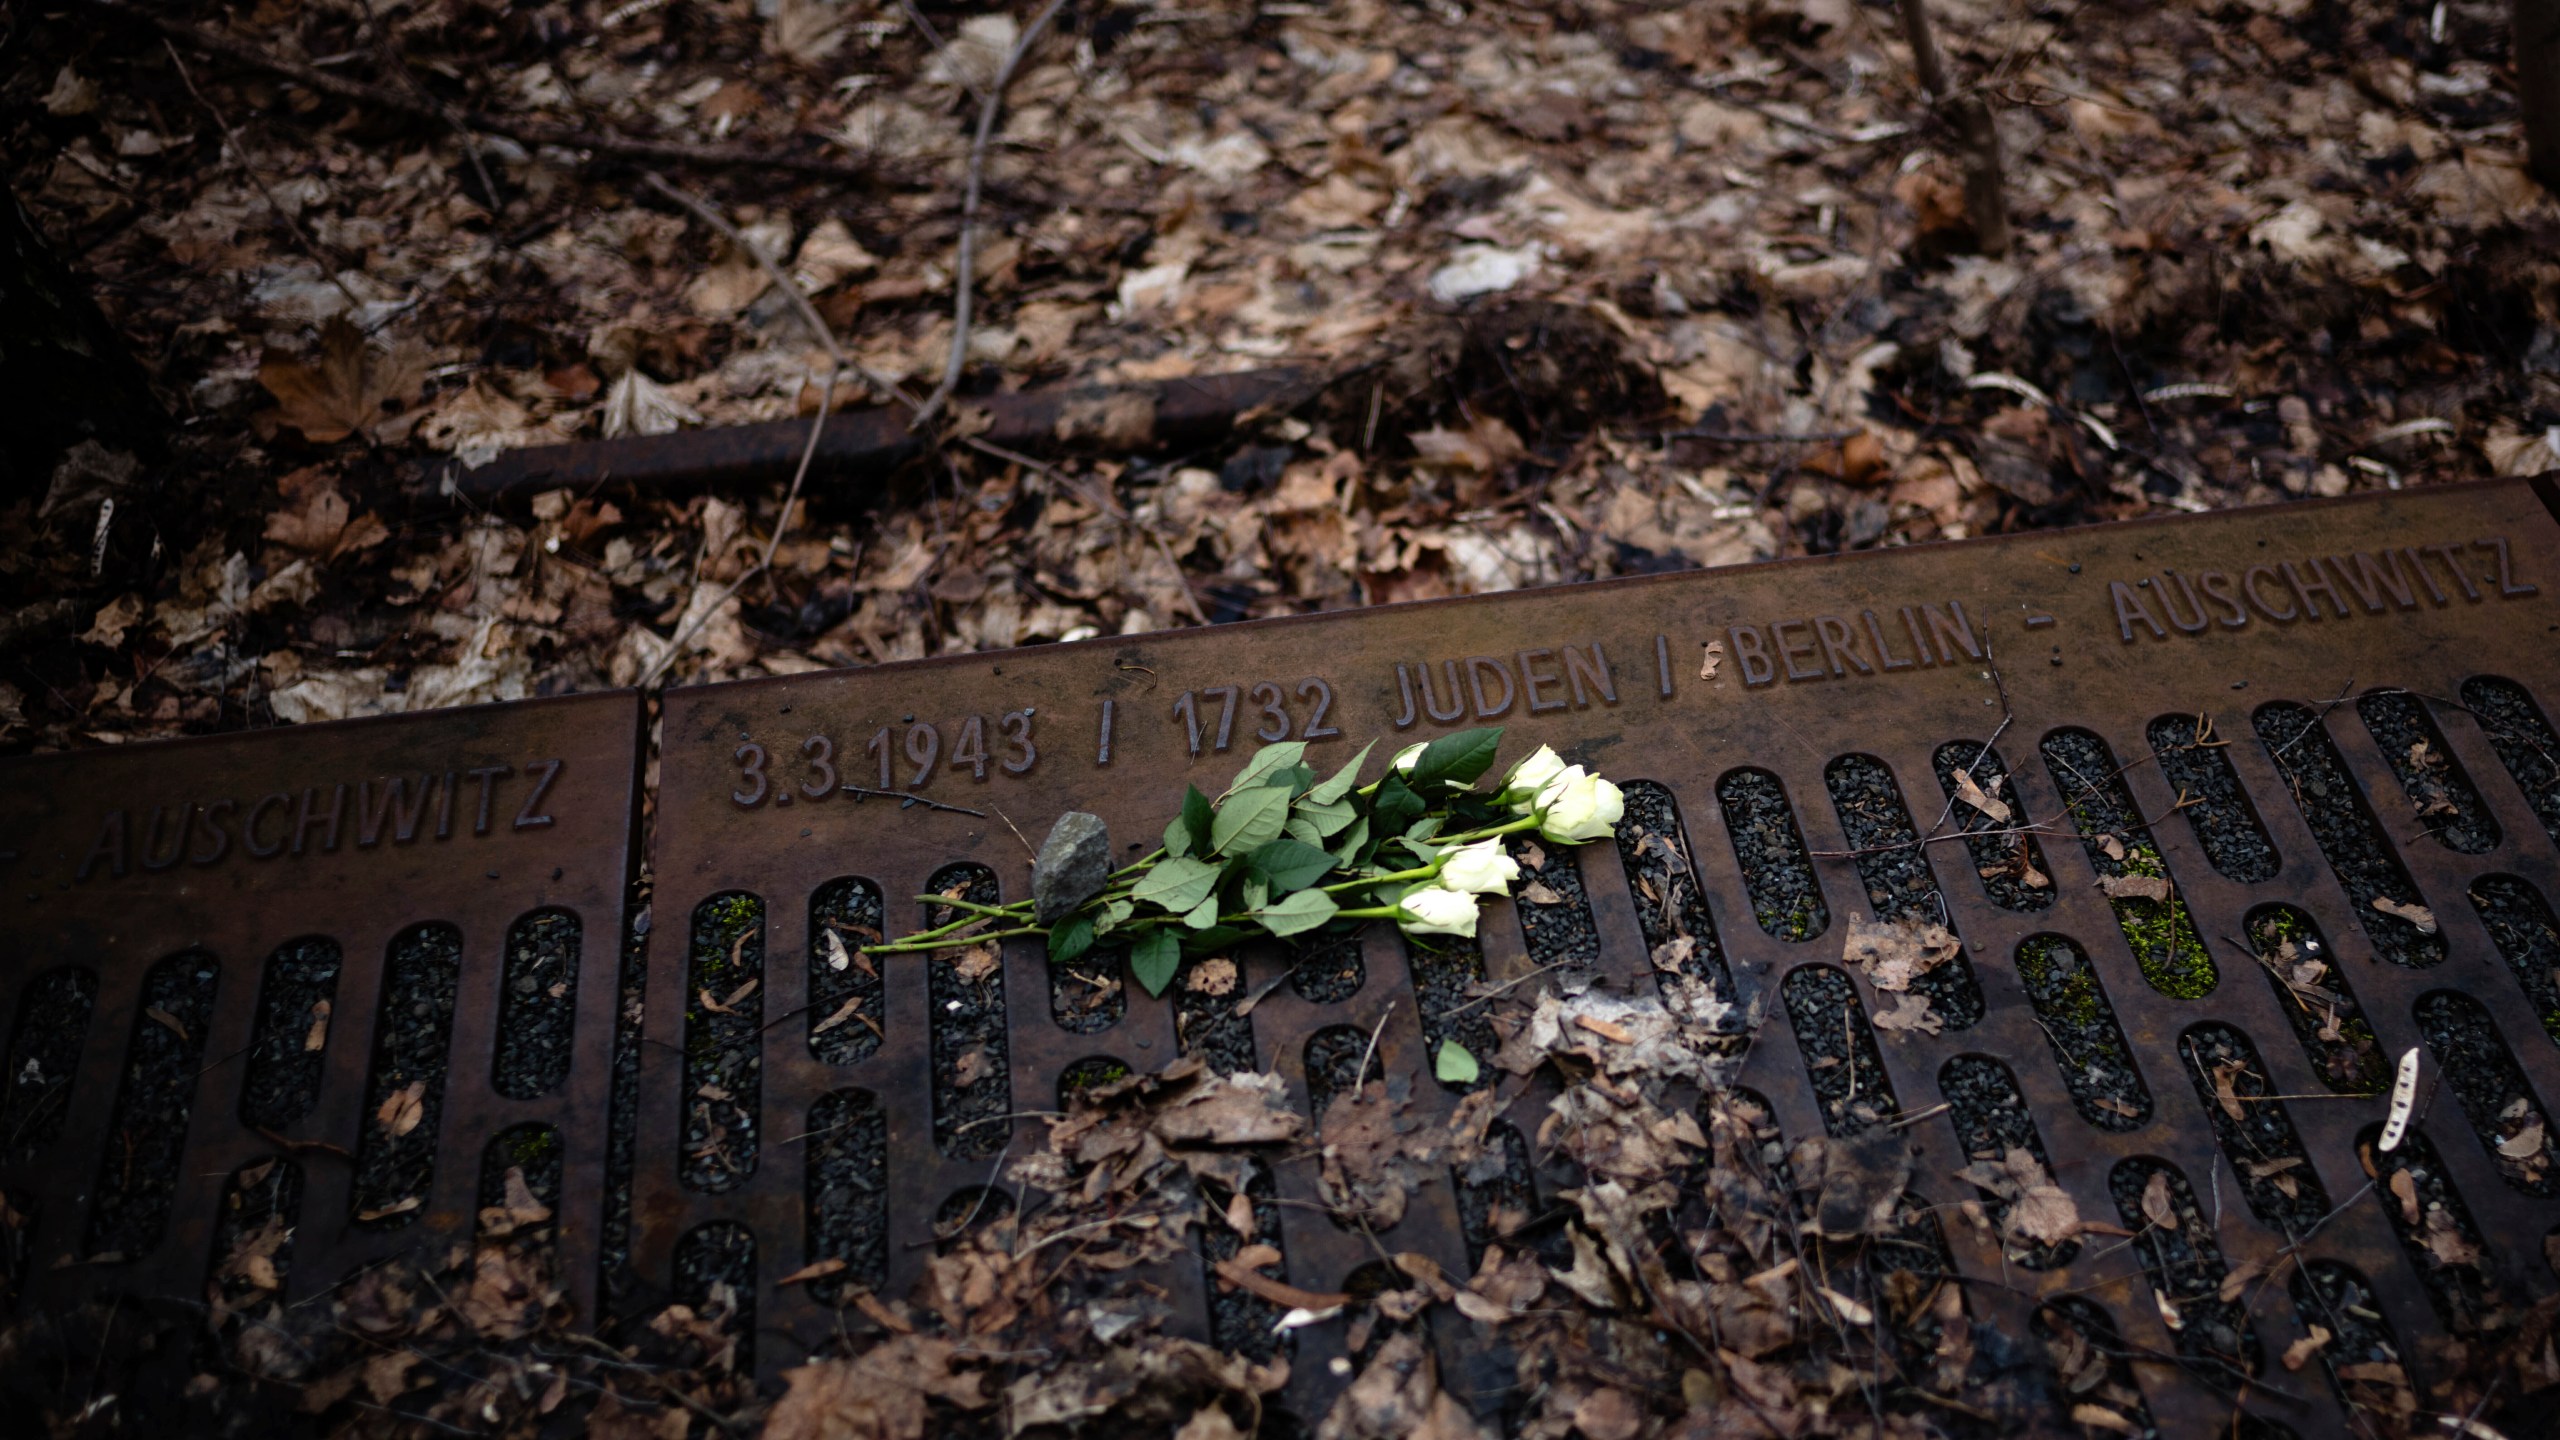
[1286, 931, 1366, 1004]
[2413, 989, 2556, 1195]
[2462, 675, 2560, 848]
[1453, 1119, 1545, 1265]
[1938, 1054, 2077, 1268]
[1048, 943, 1126, 1034]
[926, 864, 1010, 1161]
[1932, 741, 2054, 913]
[2175, 1023, 2329, 1235]
[1198, 1157, 1287, 1362]
[1718, 767, 1829, 942]
[2360, 1126, 2498, 1335]
[803, 1088, 887, 1306]
[84, 949, 218, 1259]
[2470, 875, 2560, 1051]
[477, 1123, 563, 1229]
[2, 964, 96, 1162]
[672, 1220, 758, 1371]
[2040, 728, 2215, 999]
[352, 924, 461, 1227]
[1302, 1024, 1372, 1121]
[2288, 1260, 2410, 1427]
[2147, 714, 2281, 883]
[2244, 906, 2385, 1094]
[2033, 1298, 2161, 1440]
[2357, 690, 2499, 854]
[1406, 938, 1494, 1094]
[1612, 780, 1737, 1009]
[1505, 835, 1601, 970]
[1174, 955, 1257, 1074]
[681, 894, 764, 1191]
[2252, 702, 2444, 968]
[1781, 964, 1898, 1135]
[1822, 754, 1984, 1029]
[2013, 935, 2150, 1131]
[2108, 1157, 2261, 1379]
[808, 878, 885, 1066]
[494, 909, 580, 1099]
[600, 897, 649, 1315]
[240, 937, 340, 1129]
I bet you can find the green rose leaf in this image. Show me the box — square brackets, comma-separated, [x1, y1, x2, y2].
[1181, 894, 1220, 929]
[1329, 815, 1371, 864]
[1257, 887, 1339, 937]
[1242, 875, 1270, 912]
[1165, 784, 1215, 859]
[1248, 838, 1336, 895]
[1226, 741, 1308, 796]
[1409, 726, 1504, 792]
[1371, 773, 1425, 836]
[1094, 897, 1135, 936]
[1211, 784, 1292, 855]
[1131, 930, 1181, 997]
[1304, 740, 1377, 805]
[1131, 855, 1220, 914]
[1434, 1038, 1481, 1085]
[1292, 795, 1358, 838]
[1049, 915, 1094, 964]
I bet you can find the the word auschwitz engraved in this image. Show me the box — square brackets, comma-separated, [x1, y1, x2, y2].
[71, 758, 567, 882]
[2105, 536, 2536, 643]
[716, 526, 2544, 808]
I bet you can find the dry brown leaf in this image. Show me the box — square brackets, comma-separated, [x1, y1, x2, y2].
[2003, 1149, 2082, 1246]
[2070, 1404, 2138, 1434]
[264, 466, 390, 560]
[1186, 957, 1239, 995]
[2096, 834, 2126, 861]
[145, 1006, 186, 1042]
[1212, 1256, 1349, 1311]
[2389, 1167, 2420, 1223]
[1519, 880, 1565, 906]
[2098, 873, 2172, 903]
[2209, 1059, 2248, 1122]
[1870, 990, 1943, 1034]
[811, 994, 877, 1038]
[355, 1195, 422, 1222]
[1951, 768, 2011, 823]
[303, 997, 331, 1053]
[1841, 913, 1961, 991]
[779, 1256, 849, 1286]
[2282, 1325, 2332, 1371]
[258, 319, 424, 445]
[2371, 896, 2438, 933]
[953, 945, 999, 981]
[2139, 1171, 2176, 1233]
[376, 1079, 426, 1138]
[2500, 1120, 2546, 1159]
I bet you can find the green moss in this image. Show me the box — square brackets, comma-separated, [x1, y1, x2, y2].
[504, 1125, 560, 1167]
[2019, 938, 2105, 1027]
[1062, 1059, 1132, 1090]
[2543, 1007, 2560, 1047]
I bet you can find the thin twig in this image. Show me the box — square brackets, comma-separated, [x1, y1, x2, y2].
[910, 0, 1072, 429]
[162, 41, 369, 318]
[841, 783, 988, 817]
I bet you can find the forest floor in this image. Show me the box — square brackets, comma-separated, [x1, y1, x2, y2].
[5, 1, 2560, 1437]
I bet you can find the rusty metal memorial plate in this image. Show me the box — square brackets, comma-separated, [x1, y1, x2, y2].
[0, 692, 641, 1334]
[643, 476, 2560, 1430]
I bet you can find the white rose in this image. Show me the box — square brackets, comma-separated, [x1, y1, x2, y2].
[1391, 741, 1428, 774]
[1538, 772, 1624, 844]
[1437, 838, 1519, 895]
[1501, 744, 1567, 807]
[1395, 884, 1480, 938]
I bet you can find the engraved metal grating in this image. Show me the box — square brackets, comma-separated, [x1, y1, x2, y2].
[0, 693, 641, 1353]
[2, 478, 2558, 1434]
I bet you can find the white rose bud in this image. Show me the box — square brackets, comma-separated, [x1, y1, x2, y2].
[1501, 744, 1567, 808]
[1538, 771, 1624, 844]
[1395, 885, 1480, 938]
[1437, 838, 1520, 895]
[1391, 741, 1428, 774]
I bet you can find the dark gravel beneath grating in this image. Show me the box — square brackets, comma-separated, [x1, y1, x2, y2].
[1302, 1025, 1372, 1122]
[2361, 1126, 2501, 1335]
[494, 910, 580, 1099]
[1938, 1054, 2077, 1268]
[2244, 905, 2385, 1094]
[1612, 780, 1737, 1010]
[2040, 728, 2215, 999]
[353, 924, 461, 1228]
[926, 864, 1010, 1160]
[1198, 1158, 1287, 1363]
[672, 1221, 758, 1371]
[2413, 989, 2557, 1195]
[1286, 931, 1365, 1005]
[2109, 1157, 2261, 1378]
[681, 895, 764, 1191]
[2288, 1260, 2411, 1426]
[1454, 1119, 1547, 1265]
[1933, 741, 2055, 913]
[600, 898, 650, 1315]
[1048, 944, 1127, 1034]
[2176, 1023, 2330, 1235]
[0, 1186, 28, 1308]
[1782, 964, 1898, 1134]
[2034, 1299, 2161, 1440]
[1406, 938, 1494, 1093]
[2462, 675, 2560, 848]
[2253, 701, 2444, 967]
[1057, 1055, 1134, 1104]
[478, 1124, 563, 1226]
[1823, 754, 1984, 1029]
[240, 937, 340, 1130]
[808, 878, 885, 1066]
[2148, 712, 2280, 883]
[2358, 690, 2499, 854]
[1174, 955, 1256, 1074]
[803, 1088, 887, 1306]
[2013, 935, 2151, 1131]
[1718, 767, 1828, 942]
[84, 949, 217, 1260]
[2471, 874, 2560, 1051]
[1, 965, 96, 1163]
[1505, 835, 1601, 970]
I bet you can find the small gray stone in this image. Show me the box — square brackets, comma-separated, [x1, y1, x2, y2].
[1033, 811, 1112, 925]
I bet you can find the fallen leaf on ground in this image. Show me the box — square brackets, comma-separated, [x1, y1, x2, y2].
[1840, 913, 1961, 991]
[2282, 1325, 2332, 1370]
[377, 1079, 426, 1137]
[2371, 896, 2438, 933]
[1951, 768, 2011, 823]
[2098, 873, 2172, 902]
[258, 319, 424, 445]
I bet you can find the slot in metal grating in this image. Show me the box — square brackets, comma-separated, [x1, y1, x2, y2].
[1, 477, 2556, 1433]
